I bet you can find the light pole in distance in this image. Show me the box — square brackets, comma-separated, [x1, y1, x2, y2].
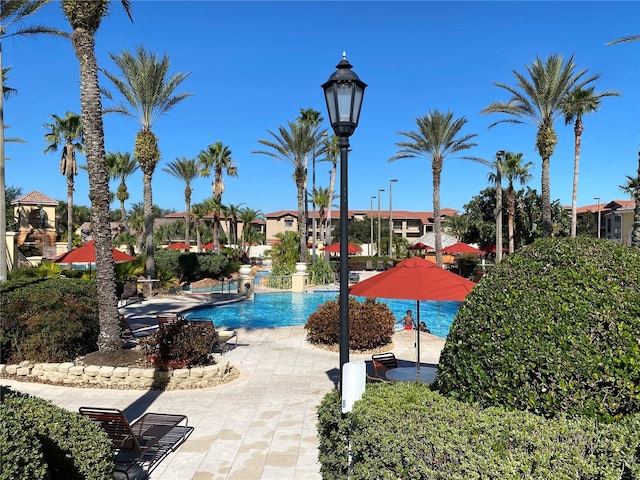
[370, 195, 376, 256]
[322, 52, 366, 388]
[389, 179, 397, 257]
[377, 188, 385, 257]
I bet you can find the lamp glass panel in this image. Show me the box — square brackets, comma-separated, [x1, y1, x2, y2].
[324, 84, 338, 125]
[352, 86, 364, 124]
[336, 83, 353, 122]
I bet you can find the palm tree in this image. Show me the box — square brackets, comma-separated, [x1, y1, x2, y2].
[481, 54, 597, 238]
[43, 111, 84, 252]
[253, 119, 322, 263]
[619, 175, 638, 197]
[239, 206, 264, 258]
[198, 141, 238, 199]
[62, 0, 131, 352]
[105, 150, 138, 232]
[563, 86, 620, 237]
[488, 152, 533, 253]
[225, 202, 244, 253]
[162, 157, 202, 246]
[190, 202, 209, 252]
[204, 196, 226, 253]
[322, 134, 339, 255]
[313, 186, 337, 247]
[389, 110, 478, 265]
[0, 1, 66, 282]
[101, 45, 191, 278]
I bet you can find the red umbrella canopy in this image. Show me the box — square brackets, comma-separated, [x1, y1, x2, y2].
[439, 241, 483, 255]
[408, 242, 433, 251]
[349, 257, 475, 302]
[483, 243, 507, 254]
[55, 240, 136, 264]
[167, 242, 191, 251]
[321, 242, 362, 254]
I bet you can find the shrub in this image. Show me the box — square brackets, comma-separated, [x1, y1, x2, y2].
[0, 278, 99, 363]
[305, 297, 394, 350]
[435, 237, 640, 421]
[0, 386, 114, 480]
[142, 321, 217, 370]
[317, 383, 640, 480]
[154, 249, 229, 283]
[308, 258, 334, 285]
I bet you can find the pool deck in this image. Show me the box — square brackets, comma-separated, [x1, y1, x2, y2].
[3, 282, 446, 480]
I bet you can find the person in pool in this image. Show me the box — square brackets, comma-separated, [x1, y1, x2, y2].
[398, 310, 414, 330]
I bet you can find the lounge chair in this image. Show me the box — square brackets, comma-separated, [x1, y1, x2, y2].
[156, 314, 181, 327]
[120, 279, 142, 306]
[365, 360, 385, 383]
[119, 314, 159, 341]
[186, 317, 238, 353]
[365, 260, 374, 271]
[376, 260, 385, 271]
[79, 407, 193, 479]
[371, 352, 398, 378]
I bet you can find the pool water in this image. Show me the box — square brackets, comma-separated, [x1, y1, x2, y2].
[185, 291, 460, 338]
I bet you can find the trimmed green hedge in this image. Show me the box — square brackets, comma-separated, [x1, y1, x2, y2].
[435, 237, 640, 421]
[0, 386, 114, 480]
[0, 278, 99, 363]
[154, 249, 230, 283]
[317, 383, 640, 480]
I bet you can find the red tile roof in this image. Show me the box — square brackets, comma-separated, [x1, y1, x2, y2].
[11, 190, 58, 206]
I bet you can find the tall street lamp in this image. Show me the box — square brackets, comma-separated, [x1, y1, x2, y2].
[370, 195, 376, 256]
[594, 197, 601, 238]
[388, 179, 397, 257]
[495, 151, 505, 264]
[322, 52, 366, 387]
[377, 188, 385, 257]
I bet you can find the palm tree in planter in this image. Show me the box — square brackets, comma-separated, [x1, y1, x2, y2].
[239, 206, 264, 259]
[105, 150, 138, 232]
[62, 0, 132, 352]
[389, 110, 479, 266]
[43, 111, 84, 252]
[162, 156, 203, 247]
[563, 85, 620, 237]
[191, 202, 209, 252]
[102, 45, 191, 278]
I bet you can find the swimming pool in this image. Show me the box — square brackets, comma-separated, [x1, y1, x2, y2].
[185, 291, 460, 338]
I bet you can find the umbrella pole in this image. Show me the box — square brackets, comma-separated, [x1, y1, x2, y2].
[416, 300, 421, 377]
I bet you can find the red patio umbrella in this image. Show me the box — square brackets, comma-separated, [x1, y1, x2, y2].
[55, 240, 136, 264]
[201, 242, 214, 250]
[439, 241, 483, 255]
[321, 242, 363, 255]
[167, 242, 191, 251]
[349, 257, 476, 378]
[408, 242, 433, 251]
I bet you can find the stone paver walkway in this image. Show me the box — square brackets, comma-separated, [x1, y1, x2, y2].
[3, 292, 445, 479]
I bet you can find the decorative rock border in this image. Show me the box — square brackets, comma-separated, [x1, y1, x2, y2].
[0, 354, 237, 390]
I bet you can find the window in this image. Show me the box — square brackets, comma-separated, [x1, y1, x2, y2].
[284, 219, 293, 228]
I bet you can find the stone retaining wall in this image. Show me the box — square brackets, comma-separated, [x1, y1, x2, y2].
[0, 354, 236, 390]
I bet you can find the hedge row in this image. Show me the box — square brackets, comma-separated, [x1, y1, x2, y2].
[0, 278, 100, 363]
[317, 383, 640, 480]
[0, 387, 114, 479]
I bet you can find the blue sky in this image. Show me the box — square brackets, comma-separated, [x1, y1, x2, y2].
[4, 1, 640, 217]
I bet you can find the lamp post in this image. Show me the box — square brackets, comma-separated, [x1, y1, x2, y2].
[322, 52, 366, 388]
[495, 151, 505, 264]
[377, 188, 385, 257]
[370, 195, 376, 256]
[594, 197, 601, 238]
[389, 179, 397, 257]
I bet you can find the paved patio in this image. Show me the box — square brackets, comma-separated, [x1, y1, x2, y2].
[3, 292, 445, 480]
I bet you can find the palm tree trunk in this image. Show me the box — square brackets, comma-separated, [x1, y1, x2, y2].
[143, 171, 156, 277]
[632, 149, 640, 247]
[67, 175, 74, 252]
[433, 160, 443, 266]
[297, 182, 308, 263]
[325, 165, 336, 261]
[507, 189, 516, 254]
[70, 24, 121, 352]
[570, 119, 583, 238]
[213, 213, 219, 252]
[184, 187, 191, 246]
[119, 195, 127, 232]
[541, 155, 552, 237]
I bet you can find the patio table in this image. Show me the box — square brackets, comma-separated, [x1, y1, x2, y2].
[385, 365, 438, 384]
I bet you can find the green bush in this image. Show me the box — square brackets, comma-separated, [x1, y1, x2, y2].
[317, 383, 640, 480]
[305, 297, 394, 350]
[308, 258, 334, 285]
[435, 237, 640, 421]
[0, 386, 114, 480]
[154, 249, 229, 283]
[0, 278, 100, 363]
[142, 321, 217, 370]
